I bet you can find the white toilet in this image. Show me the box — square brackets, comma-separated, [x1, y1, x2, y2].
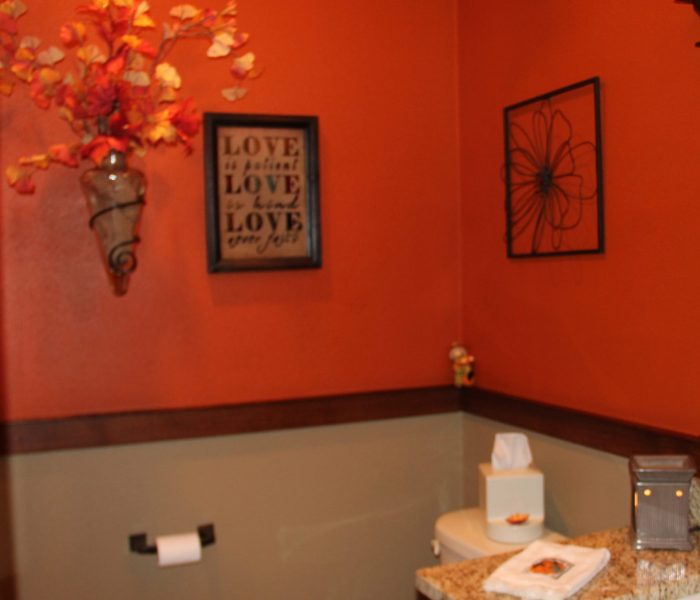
[434, 434, 567, 564]
[432, 507, 567, 564]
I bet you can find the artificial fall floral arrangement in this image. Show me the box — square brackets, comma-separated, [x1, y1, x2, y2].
[0, 0, 257, 193]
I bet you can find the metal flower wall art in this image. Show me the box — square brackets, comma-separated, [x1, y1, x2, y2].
[503, 77, 604, 258]
[0, 0, 257, 294]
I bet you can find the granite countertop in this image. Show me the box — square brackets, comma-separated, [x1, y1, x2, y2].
[416, 527, 700, 600]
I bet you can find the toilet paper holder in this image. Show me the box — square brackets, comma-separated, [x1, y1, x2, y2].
[129, 524, 216, 555]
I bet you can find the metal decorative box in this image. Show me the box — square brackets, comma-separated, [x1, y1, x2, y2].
[629, 455, 696, 550]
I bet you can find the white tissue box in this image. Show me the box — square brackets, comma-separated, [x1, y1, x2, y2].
[479, 463, 544, 544]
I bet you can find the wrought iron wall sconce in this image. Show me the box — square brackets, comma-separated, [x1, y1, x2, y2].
[80, 149, 146, 297]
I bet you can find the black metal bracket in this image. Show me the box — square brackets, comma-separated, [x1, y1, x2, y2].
[676, 0, 700, 46]
[129, 524, 216, 555]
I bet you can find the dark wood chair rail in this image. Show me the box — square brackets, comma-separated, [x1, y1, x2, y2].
[460, 387, 700, 466]
[0, 386, 461, 454]
[1, 385, 698, 461]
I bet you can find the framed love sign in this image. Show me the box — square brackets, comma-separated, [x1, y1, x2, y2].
[203, 113, 321, 272]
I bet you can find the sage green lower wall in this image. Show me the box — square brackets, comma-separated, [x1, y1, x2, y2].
[2, 411, 634, 599]
[462, 414, 631, 537]
[5, 413, 462, 600]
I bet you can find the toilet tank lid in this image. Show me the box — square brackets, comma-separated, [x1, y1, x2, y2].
[435, 507, 527, 558]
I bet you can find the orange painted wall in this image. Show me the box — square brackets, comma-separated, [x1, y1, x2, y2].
[457, 1, 700, 435]
[0, 0, 460, 420]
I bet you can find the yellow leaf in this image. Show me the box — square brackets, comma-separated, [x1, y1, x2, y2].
[12, 0, 27, 16]
[76, 45, 106, 64]
[120, 34, 141, 48]
[57, 106, 74, 122]
[123, 70, 150, 86]
[111, 0, 133, 7]
[19, 154, 50, 169]
[220, 1, 237, 17]
[133, 13, 154, 27]
[221, 86, 247, 101]
[145, 109, 178, 144]
[5, 165, 20, 184]
[0, 0, 27, 20]
[134, 0, 149, 17]
[231, 51, 255, 77]
[129, 53, 145, 70]
[37, 46, 65, 66]
[206, 32, 232, 58]
[147, 121, 176, 144]
[169, 4, 199, 20]
[162, 22, 175, 40]
[19, 36, 40, 49]
[0, 0, 28, 18]
[155, 62, 181, 89]
[215, 31, 234, 46]
[5, 165, 36, 192]
[158, 86, 177, 102]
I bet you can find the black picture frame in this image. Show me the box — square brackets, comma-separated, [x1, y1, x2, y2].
[204, 113, 321, 272]
[503, 77, 604, 258]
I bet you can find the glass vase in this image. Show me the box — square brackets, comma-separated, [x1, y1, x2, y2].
[80, 150, 146, 296]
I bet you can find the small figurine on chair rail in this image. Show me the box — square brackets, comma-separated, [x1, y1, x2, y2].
[449, 343, 475, 388]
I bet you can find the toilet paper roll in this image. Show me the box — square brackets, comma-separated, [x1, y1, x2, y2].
[156, 532, 202, 567]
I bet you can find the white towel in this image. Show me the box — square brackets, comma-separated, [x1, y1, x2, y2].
[483, 539, 610, 600]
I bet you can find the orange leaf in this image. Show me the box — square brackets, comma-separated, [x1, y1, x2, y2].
[81, 136, 127, 165]
[120, 35, 157, 57]
[13, 46, 34, 61]
[19, 154, 50, 169]
[134, 39, 157, 58]
[38, 67, 62, 85]
[232, 31, 249, 49]
[48, 144, 79, 167]
[10, 61, 32, 82]
[105, 53, 126, 75]
[5, 166, 35, 194]
[59, 22, 87, 47]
